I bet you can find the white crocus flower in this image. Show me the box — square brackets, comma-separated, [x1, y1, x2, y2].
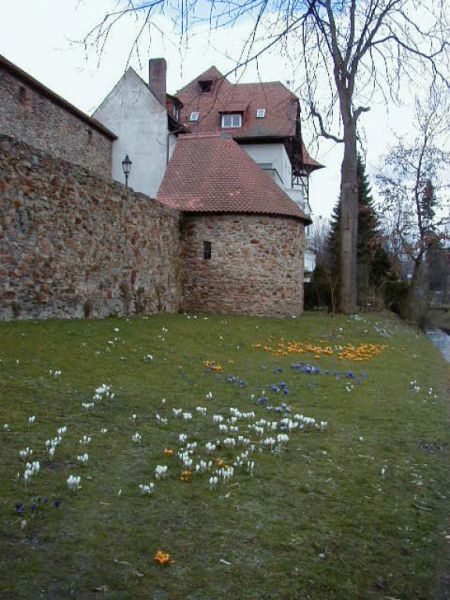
[205, 442, 216, 454]
[28, 416, 36, 426]
[77, 453, 89, 465]
[156, 414, 168, 425]
[131, 432, 142, 443]
[19, 447, 33, 460]
[79, 435, 91, 446]
[139, 483, 155, 494]
[155, 465, 168, 480]
[67, 475, 82, 491]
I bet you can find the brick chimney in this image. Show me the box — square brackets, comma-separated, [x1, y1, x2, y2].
[149, 58, 167, 107]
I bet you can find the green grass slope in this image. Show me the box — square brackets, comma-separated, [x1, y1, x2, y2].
[0, 312, 448, 599]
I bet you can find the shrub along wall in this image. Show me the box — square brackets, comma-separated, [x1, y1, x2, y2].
[0, 135, 181, 320]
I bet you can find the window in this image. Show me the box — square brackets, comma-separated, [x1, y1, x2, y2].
[256, 108, 266, 118]
[190, 111, 200, 122]
[203, 241, 212, 260]
[221, 113, 242, 128]
[199, 80, 213, 93]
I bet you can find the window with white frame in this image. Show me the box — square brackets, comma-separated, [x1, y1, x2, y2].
[256, 108, 266, 118]
[190, 112, 200, 122]
[221, 113, 242, 128]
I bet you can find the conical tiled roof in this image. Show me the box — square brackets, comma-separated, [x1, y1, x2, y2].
[157, 134, 311, 222]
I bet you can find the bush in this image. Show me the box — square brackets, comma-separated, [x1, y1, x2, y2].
[383, 281, 409, 316]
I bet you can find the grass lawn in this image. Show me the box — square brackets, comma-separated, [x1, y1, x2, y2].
[0, 311, 448, 599]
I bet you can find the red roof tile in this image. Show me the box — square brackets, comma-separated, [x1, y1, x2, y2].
[177, 67, 299, 140]
[300, 142, 324, 171]
[157, 134, 311, 222]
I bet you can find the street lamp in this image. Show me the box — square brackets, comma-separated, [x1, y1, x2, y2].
[122, 154, 132, 187]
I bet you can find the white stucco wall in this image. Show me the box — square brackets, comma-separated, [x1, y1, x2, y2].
[242, 143, 292, 189]
[93, 68, 170, 198]
[241, 142, 306, 211]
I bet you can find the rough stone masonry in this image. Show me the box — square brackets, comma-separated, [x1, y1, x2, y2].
[181, 214, 305, 317]
[0, 135, 181, 320]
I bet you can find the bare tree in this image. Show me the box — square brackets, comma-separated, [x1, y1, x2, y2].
[376, 85, 450, 320]
[83, 0, 450, 313]
[309, 215, 331, 267]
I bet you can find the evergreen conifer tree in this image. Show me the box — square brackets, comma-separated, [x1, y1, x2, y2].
[326, 155, 391, 305]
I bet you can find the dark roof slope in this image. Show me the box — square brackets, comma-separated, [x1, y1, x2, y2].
[157, 133, 311, 222]
[176, 66, 299, 139]
[0, 54, 117, 139]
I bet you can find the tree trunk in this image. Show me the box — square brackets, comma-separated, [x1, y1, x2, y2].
[404, 257, 424, 321]
[338, 118, 358, 313]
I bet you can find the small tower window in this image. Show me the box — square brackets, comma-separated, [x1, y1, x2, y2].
[256, 108, 266, 118]
[199, 80, 213, 93]
[203, 241, 212, 260]
[190, 111, 200, 122]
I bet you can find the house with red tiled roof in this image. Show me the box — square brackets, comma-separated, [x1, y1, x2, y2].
[94, 59, 324, 316]
[174, 66, 323, 280]
[175, 65, 322, 206]
[158, 133, 311, 315]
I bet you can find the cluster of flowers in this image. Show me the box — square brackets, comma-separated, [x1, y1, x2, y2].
[136, 388, 329, 497]
[139, 483, 155, 494]
[49, 369, 62, 378]
[45, 425, 67, 458]
[16, 497, 61, 516]
[254, 339, 388, 361]
[81, 383, 115, 411]
[77, 453, 89, 465]
[67, 475, 81, 491]
[23, 461, 40, 482]
[19, 447, 33, 460]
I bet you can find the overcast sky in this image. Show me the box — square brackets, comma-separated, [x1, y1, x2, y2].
[1, 0, 417, 219]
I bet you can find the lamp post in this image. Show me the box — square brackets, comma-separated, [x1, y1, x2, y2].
[122, 154, 132, 188]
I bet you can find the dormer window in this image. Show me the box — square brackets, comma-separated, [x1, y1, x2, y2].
[221, 113, 242, 128]
[256, 108, 266, 118]
[198, 80, 213, 93]
[190, 111, 200, 122]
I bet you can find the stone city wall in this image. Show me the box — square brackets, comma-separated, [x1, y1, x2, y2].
[180, 213, 305, 317]
[0, 65, 113, 177]
[0, 135, 181, 320]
